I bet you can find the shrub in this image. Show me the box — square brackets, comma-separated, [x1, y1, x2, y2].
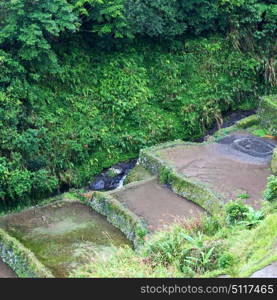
[202, 215, 222, 236]
[225, 201, 249, 225]
[143, 226, 225, 276]
[225, 200, 264, 228]
[217, 253, 235, 269]
[0, 32, 273, 206]
[264, 175, 277, 202]
[238, 207, 264, 229]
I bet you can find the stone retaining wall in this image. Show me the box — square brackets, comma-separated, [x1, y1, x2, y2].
[139, 140, 224, 214]
[83, 192, 148, 249]
[0, 228, 54, 278]
[258, 95, 277, 136]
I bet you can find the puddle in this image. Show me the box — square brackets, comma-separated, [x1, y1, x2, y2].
[0, 201, 131, 277]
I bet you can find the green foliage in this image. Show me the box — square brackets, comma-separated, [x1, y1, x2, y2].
[217, 252, 235, 269]
[264, 175, 277, 201]
[225, 200, 264, 227]
[125, 0, 219, 38]
[70, 246, 182, 278]
[1, 36, 263, 206]
[79, 0, 134, 39]
[225, 200, 250, 224]
[201, 215, 221, 236]
[238, 207, 265, 228]
[218, 0, 277, 87]
[228, 212, 277, 277]
[0, 0, 275, 206]
[143, 226, 225, 275]
[70, 205, 277, 278]
[0, 0, 79, 75]
[237, 193, 249, 200]
[251, 128, 267, 137]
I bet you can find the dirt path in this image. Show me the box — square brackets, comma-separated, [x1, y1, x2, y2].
[112, 178, 204, 232]
[250, 261, 277, 278]
[159, 133, 276, 208]
[0, 259, 17, 278]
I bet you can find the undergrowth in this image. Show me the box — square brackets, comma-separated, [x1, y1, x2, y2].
[70, 199, 277, 278]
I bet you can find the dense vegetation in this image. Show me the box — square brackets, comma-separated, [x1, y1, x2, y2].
[0, 0, 276, 206]
[70, 197, 277, 278]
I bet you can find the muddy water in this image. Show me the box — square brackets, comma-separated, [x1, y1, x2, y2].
[159, 132, 276, 208]
[0, 201, 131, 278]
[112, 178, 204, 232]
[0, 259, 17, 278]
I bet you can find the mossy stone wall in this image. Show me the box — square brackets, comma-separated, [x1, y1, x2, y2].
[84, 192, 148, 249]
[272, 147, 277, 175]
[139, 141, 224, 214]
[258, 95, 277, 136]
[0, 228, 54, 278]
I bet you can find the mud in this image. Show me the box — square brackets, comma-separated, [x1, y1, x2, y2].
[112, 178, 204, 232]
[158, 132, 276, 208]
[0, 201, 131, 277]
[0, 259, 17, 278]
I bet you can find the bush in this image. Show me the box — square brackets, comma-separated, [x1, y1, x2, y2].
[217, 253, 235, 269]
[238, 207, 264, 228]
[143, 225, 225, 276]
[225, 201, 250, 225]
[202, 215, 222, 236]
[264, 175, 277, 202]
[225, 200, 264, 228]
[0, 36, 266, 207]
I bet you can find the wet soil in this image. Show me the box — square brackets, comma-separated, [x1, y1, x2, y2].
[158, 132, 276, 208]
[0, 259, 17, 278]
[0, 201, 131, 278]
[112, 178, 204, 232]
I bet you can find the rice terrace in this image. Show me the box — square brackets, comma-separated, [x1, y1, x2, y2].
[0, 0, 276, 285]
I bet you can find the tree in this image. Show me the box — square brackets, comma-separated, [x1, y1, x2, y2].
[0, 0, 79, 74]
[75, 0, 133, 38]
[125, 0, 219, 37]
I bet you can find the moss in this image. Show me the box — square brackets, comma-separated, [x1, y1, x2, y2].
[212, 115, 261, 140]
[250, 128, 268, 138]
[258, 95, 277, 136]
[271, 147, 277, 175]
[0, 228, 54, 278]
[69, 202, 277, 278]
[83, 192, 148, 249]
[236, 114, 259, 129]
[139, 142, 224, 214]
[107, 169, 119, 178]
[1, 197, 132, 277]
[124, 165, 152, 185]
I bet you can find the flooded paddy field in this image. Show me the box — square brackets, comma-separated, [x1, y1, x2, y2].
[0, 201, 131, 277]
